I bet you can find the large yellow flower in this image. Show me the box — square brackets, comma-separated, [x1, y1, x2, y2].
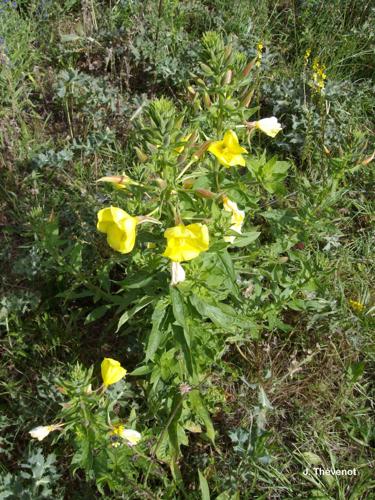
[208, 130, 247, 168]
[97, 206, 138, 254]
[101, 358, 127, 387]
[163, 223, 209, 262]
[223, 196, 245, 243]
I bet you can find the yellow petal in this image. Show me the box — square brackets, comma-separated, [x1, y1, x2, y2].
[101, 358, 127, 386]
[163, 223, 209, 262]
[223, 130, 248, 154]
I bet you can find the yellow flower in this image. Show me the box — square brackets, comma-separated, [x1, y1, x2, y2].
[349, 299, 365, 313]
[163, 223, 209, 262]
[208, 130, 247, 168]
[122, 429, 142, 446]
[223, 196, 245, 243]
[97, 206, 138, 254]
[256, 41, 263, 67]
[110, 425, 141, 447]
[101, 358, 127, 387]
[29, 424, 63, 441]
[255, 117, 282, 138]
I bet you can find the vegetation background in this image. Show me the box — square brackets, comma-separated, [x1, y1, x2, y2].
[0, 0, 374, 498]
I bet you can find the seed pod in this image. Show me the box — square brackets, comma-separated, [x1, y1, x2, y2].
[241, 88, 255, 107]
[193, 140, 212, 159]
[195, 188, 215, 199]
[222, 69, 233, 85]
[242, 57, 257, 78]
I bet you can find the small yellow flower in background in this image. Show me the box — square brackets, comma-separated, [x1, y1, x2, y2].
[311, 57, 327, 92]
[349, 299, 365, 313]
[163, 223, 209, 262]
[255, 41, 263, 67]
[223, 196, 245, 243]
[146, 242, 157, 249]
[171, 261, 186, 286]
[97, 206, 138, 254]
[208, 130, 247, 168]
[255, 117, 282, 138]
[101, 358, 127, 387]
[110, 425, 142, 447]
[29, 424, 63, 441]
[304, 48, 311, 67]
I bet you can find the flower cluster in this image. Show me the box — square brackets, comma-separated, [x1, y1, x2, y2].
[311, 57, 327, 93]
[255, 42, 263, 68]
[349, 299, 365, 313]
[96, 120, 282, 285]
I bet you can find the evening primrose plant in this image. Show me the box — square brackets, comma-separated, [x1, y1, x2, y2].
[88, 32, 289, 473]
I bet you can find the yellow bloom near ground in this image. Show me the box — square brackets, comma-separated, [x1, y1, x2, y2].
[163, 223, 209, 262]
[101, 358, 127, 386]
[97, 206, 138, 254]
[208, 130, 247, 167]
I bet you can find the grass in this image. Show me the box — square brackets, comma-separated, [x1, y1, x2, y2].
[1, 0, 374, 498]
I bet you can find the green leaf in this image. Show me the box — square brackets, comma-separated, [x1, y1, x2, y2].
[198, 470, 211, 500]
[116, 296, 154, 332]
[170, 287, 194, 353]
[230, 231, 261, 248]
[129, 365, 153, 376]
[189, 390, 215, 443]
[190, 294, 257, 333]
[145, 299, 169, 361]
[84, 304, 112, 324]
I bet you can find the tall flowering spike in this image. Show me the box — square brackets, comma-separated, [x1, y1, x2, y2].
[163, 223, 209, 262]
[223, 196, 245, 243]
[255, 117, 282, 138]
[97, 206, 138, 254]
[101, 358, 127, 387]
[208, 130, 247, 168]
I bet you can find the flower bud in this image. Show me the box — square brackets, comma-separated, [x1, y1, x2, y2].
[183, 178, 195, 189]
[203, 92, 211, 108]
[222, 69, 233, 85]
[134, 147, 148, 162]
